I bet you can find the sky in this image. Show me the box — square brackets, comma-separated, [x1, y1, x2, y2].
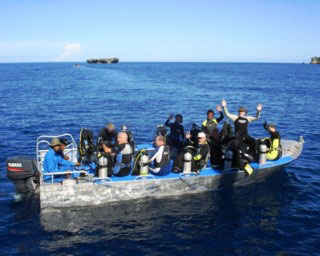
[0, 0, 319, 63]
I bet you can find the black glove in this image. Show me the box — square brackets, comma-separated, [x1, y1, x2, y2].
[263, 121, 268, 130]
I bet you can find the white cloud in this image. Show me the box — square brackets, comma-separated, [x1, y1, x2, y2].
[54, 43, 82, 61]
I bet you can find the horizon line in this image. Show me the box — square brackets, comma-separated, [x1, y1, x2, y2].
[0, 60, 311, 64]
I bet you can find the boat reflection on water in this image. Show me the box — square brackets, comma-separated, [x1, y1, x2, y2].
[39, 171, 292, 253]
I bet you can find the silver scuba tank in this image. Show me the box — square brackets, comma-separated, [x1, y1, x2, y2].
[98, 155, 109, 178]
[259, 144, 268, 165]
[224, 150, 233, 171]
[140, 154, 149, 175]
[183, 151, 193, 173]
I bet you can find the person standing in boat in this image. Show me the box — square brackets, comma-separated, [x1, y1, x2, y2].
[111, 132, 133, 177]
[262, 122, 282, 160]
[165, 114, 185, 155]
[221, 99, 262, 161]
[202, 106, 224, 142]
[43, 138, 80, 180]
[149, 136, 171, 176]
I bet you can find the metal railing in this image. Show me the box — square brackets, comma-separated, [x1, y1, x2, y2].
[43, 170, 89, 184]
[36, 133, 78, 185]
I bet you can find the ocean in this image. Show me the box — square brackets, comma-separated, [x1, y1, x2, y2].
[0, 62, 319, 255]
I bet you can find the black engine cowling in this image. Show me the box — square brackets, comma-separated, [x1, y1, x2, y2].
[6, 156, 39, 193]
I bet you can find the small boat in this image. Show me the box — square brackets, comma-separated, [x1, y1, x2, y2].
[6, 133, 304, 210]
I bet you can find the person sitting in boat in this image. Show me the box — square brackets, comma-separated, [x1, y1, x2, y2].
[59, 138, 70, 160]
[172, 132, 210, 173]
[98, 123, 118, 153]
[97, 123, 117, 173]
[262, 122, 282, 160]
[202, 105, 224, 142]
[112, 132, 133, 177]
[149, 136, 171, 176]
[43, 138, 80, 181]
[209, 128, 234, 168]
[221, 99, 262, 161]
[165, 114, 185, 156]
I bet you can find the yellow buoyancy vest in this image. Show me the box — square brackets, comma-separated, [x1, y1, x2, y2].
[265, 138, 281, 160]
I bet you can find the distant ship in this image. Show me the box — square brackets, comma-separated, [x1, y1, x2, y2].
[87, 58, 119, 64]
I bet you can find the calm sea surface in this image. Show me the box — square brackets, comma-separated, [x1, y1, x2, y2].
[0, 62, 319, 255]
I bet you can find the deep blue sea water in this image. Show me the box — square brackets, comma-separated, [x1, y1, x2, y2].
[0, 62, 319, 256]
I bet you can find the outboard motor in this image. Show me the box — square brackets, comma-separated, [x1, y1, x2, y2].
[259, 143, 268, 165]
[6, 156, 39, 193]
[183, 151, 193, 173]
[139, 154, 149, 175]
[224, 149, 233, 171]
[98, 155, 109, 178]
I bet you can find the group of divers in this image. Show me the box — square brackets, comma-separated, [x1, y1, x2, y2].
[43, 99, 282, 182]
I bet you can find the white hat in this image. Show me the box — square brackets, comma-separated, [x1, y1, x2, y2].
[197, 132, 206, 138]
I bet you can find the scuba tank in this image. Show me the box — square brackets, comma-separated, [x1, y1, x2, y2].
[224, 149, 233, 171]
[259, 143, 268, 165]
[183, 151, 193, 173]
[78, 128, 95, 164]
[139, 154, 149, 175]
[98, 155, 109, 178]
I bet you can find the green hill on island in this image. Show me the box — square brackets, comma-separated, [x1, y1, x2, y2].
[310, 57, 320, 64]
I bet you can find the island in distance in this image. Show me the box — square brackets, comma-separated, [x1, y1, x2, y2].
[87, 58, 119, 64]
[310, 56, 320, 64]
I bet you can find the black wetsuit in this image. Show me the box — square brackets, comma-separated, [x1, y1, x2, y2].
[98, 128, 117, 148]
[173, 142, 210, 172]
[165, 120, 184, 149]
[263, 123, 282, 160]
[202, 112, 224, 138]
[112, 143, 133, 177]
[209, 137, 233, 168]
[233, 117, 257, 160]
[97, 128, 118, 176]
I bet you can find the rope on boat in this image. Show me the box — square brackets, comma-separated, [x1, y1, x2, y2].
[178, 174, 208, 193]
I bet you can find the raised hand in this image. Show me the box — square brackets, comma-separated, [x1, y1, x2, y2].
[221, 99, 227, 107]
[257, 103, 263, 111]
[216, 105, 222, 112]
[168, 114, 174, 120]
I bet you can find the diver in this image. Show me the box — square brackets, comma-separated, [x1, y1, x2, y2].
[221, 99, 262, 161]
[97, 123, 117, 153]
[209, 129, 234, 168]
[96, 123, 117, 177]
[112, 132, 133, 177]
[262, 122, 282, 160]
[172, 132, 210, 173]
[202, 105, 224, 141]
[165, 114, 185, 153]
[120, 124, 135, 150]
[149, 136, 171, 176]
